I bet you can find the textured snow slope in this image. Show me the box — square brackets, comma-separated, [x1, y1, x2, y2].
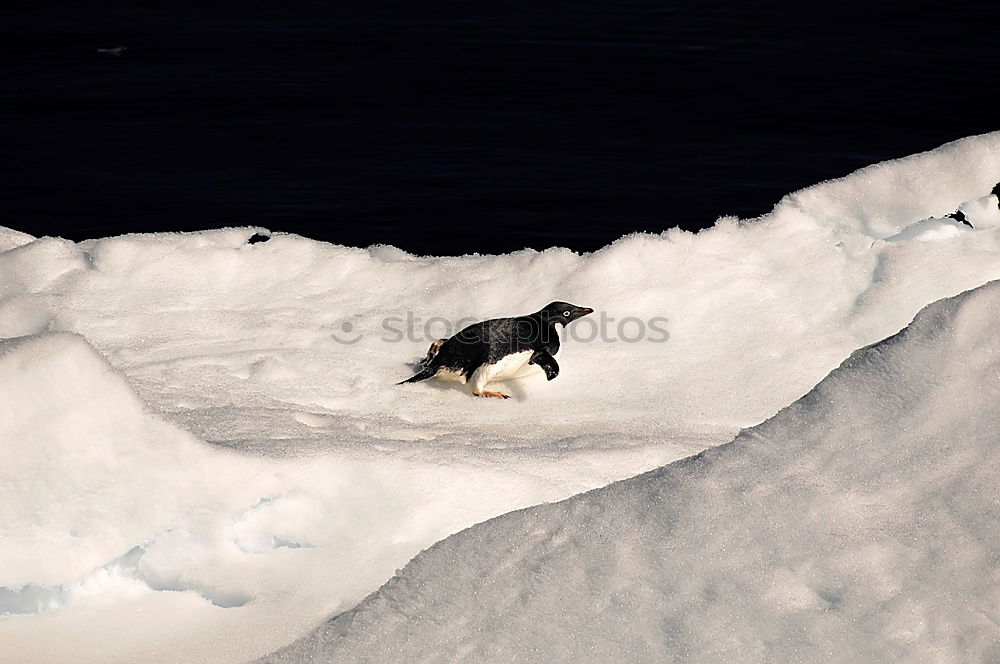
[270, 280, 1000, 664]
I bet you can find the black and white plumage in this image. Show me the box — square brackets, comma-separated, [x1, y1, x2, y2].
[398, 301, 594, 398]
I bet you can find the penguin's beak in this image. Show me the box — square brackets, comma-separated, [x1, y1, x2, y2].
[575, 307, 594, 320]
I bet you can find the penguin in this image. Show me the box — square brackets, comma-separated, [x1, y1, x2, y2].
[398, 301, 594, 398]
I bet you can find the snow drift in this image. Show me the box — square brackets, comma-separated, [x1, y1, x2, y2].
[268, 279, 1000, 663]
[0, 331, 622, 663]
[0, 131, 999, 662]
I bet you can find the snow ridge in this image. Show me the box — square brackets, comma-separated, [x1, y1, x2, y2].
[269, 280, 1000, 663]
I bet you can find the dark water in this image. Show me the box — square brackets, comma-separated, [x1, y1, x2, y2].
[3, 1, 995, 255]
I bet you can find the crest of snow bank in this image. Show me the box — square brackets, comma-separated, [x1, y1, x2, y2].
[269, 280, 1000, 663]
[0, 332, 237, 587]
[0, 227, 34, 253]
[772, 131, 1000, 239]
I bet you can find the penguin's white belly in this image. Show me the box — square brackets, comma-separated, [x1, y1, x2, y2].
[470, 350, 534, 392]
[491, 350, 536, 381]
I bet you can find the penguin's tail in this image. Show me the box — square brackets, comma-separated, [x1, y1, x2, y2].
[397, 367, 436, 385]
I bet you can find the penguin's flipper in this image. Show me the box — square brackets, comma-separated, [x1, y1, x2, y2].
[528, 350, 559, 381]
[397, 367, 436, 385]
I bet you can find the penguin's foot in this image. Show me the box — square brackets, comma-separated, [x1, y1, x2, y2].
[475, 390, 510, 399]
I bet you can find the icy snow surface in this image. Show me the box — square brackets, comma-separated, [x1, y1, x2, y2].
[1, 132, 999, 662]
[273, 275, 1000, 664]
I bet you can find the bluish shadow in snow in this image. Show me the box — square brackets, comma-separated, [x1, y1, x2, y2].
[0, 545, 251, 615]
[0, 584, 71, 615]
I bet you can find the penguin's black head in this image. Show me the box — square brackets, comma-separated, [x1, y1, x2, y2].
[539, 301, 594, 326]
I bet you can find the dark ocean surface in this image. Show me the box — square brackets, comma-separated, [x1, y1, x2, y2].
[3, 1, 996, 255]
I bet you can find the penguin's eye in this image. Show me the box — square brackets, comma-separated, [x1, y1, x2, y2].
[563, 311, 570, 317]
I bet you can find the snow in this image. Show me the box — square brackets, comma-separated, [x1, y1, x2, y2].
[0, 131, 999, 662]
[272, 280, 1000, 663]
